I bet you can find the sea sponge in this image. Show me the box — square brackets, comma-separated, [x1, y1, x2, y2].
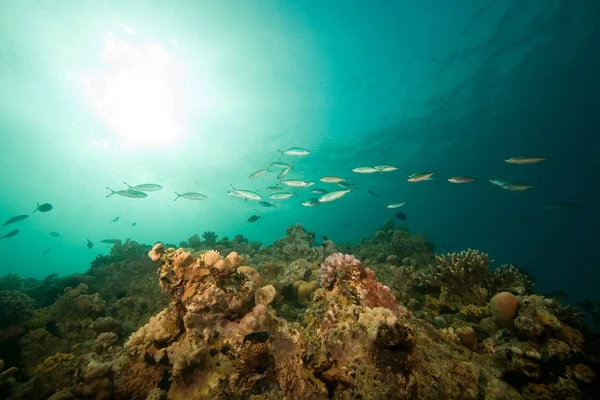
[201, 250, 221, 267]
[297, 281, 320, 306]
[490, 291, 519, 327]
[35, 353, 74, 374]
[74, 361, 113, 400]
[358, 307, 398, 341]
[148, 243, 164, 262]
[260, 263, 278, 280]
[255, 285, 276, 306]
[455, 326, 477, 351]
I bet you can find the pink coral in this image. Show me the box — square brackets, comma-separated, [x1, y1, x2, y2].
[320, 253, 362, 289]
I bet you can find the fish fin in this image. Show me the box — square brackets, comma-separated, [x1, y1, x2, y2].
[105, 187, 116, 198]
[31, 202, 40, 214]
[173, 192, 182, 201]
[277, 150, 283, 160]
[123, 182, 132, 188]
[273, 203, 278, 209]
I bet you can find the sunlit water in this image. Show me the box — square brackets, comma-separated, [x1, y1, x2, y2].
[0, 1, 598, 303]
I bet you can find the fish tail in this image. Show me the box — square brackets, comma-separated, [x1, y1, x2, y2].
[173, 192, 181, 201]
[106, 187, 116, 198]
[123, 181, 132, 188]
[277, 150, 283, 160]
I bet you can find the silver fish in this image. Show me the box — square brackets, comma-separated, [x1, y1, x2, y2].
[173, 191, 207, 201]
[106, 187, 148, 198]
[489, 180, 535, 191]
[320, 176, 346, 183]
[302, 198, 320, 207]
[279, 147, 310, 156]
[249, 169, 269, 179]
[281, 179, 313, 187]
[266, 186, 282, 191]
[270, 161, 292, 169]
[277, 167, 292, 180]
[227, 190, 246, 198]
[229, 186, 262, 201]
[407, 172, 436, 182]
[505, 156, 550, 164]
[352, 167, 379, 174]
[318, 189, 351, 203]
[311, 188, 328, 195]
[386, 202, 406, 209]
[269, 192, 295, 200]
[374, 165, 399, 172]
[124, 182, 163, 191]
[448, 176, 476, 183]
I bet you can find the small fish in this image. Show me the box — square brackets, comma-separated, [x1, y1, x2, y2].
[270, 161, 292, 169]
[111, 216, 120, 222]
[337, 181, 354, 189]
[132, 222, 136, 227]
[277, 167, 292, 180]
[249, 169, 269, 179]
[173, 191, 207, 201]
[227, 190, 246, 198]
[281, 179, 312, 187]
[505, 156, 550, 165]
[302, 198, 320, 207]
[448, 176, 476, 183]
[0, 229, 20, 240]
[124, 182, 163, 191]
[269, 192, 295, 200]
[311, 188, 328, 195]
[106, 187, 148, 198]
[2, 214, 29, 227]
[489, 180, 535, 191]
[318, 189, 351, 203]
[50, 231, 60, 237]
[320, 176, 346, 183]
[100, 239, 118, 244]
[266, 186, 282, 191]
[279, 147, 310, 157]
[43, 249, 50, 255]
[86, 238, 93, 249]
[368, 190, 379, 197]
[258, 201, 278, 208]
[542, 202, 580, 211]
[387, 202, 406, 209]
[395, 212, 407, 220]
[229, 186, 262, 201]
[32, 202, 53, 213]
[407, 172, 436, 182]
[374, 165, 399, 172]
[247, 214, 262, 223]
[352, 167, 379, 174]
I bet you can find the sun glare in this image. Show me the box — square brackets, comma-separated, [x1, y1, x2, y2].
[82, 36, 181, 146]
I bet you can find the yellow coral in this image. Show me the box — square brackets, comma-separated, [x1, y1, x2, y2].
[424, 294, 440, 316]
[460, 304, 489, 321]
[35, 352, 74, 374]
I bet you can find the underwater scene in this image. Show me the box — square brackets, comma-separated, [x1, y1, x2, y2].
[1, 1, 599, 399]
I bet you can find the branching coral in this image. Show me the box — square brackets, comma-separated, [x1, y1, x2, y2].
[415, 249, 497, 307]
[493, 264, 534, 295]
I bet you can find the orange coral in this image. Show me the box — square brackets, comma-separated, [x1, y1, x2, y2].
[490, 291, 519, 327]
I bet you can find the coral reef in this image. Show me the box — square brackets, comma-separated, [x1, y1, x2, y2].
[0, 222, 596, 399]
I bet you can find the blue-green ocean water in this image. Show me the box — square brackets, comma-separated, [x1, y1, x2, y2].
[0, 1, 598, 302]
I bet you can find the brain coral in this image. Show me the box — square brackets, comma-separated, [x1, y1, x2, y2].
[490, 291, 519, 327]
